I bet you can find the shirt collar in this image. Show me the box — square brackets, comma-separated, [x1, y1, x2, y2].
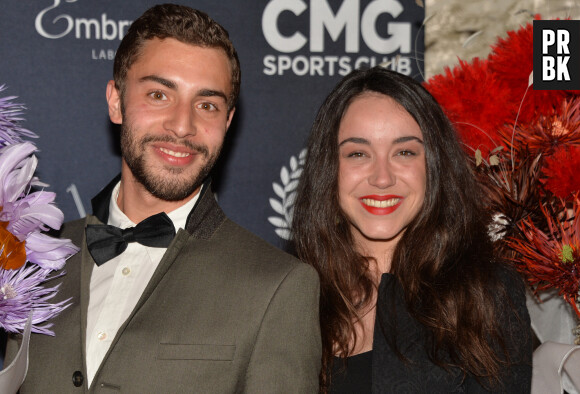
[108, 181, 201, 232]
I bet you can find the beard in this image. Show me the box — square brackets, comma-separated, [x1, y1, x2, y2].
[120, 123, 221, 202]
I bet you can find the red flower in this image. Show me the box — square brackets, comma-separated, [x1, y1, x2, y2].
[503, 98, 580, 155]
[488, 18, 572, 124]
[424, 58, 513, 156]
[543, 146, 580, 199]
[509, 199, 580, 318]
[425, 17, 580, 316]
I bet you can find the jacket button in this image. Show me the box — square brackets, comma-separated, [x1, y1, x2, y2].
[72, 371, 84, 387]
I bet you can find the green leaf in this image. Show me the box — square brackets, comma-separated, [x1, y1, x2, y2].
[560, 245, 574, 264]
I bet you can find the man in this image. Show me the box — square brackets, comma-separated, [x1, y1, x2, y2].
[6, 4, 321, 393]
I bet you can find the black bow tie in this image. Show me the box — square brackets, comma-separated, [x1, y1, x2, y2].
[85, 212, 176, 266]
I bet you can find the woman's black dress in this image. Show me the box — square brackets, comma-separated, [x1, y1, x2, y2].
[329, 269, 533, 393]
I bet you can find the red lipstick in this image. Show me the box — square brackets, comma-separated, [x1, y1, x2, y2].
[359, 195, 403, 215]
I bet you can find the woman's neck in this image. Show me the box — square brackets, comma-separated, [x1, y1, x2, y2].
[352, 230, 403, 275]
[347, 292, 377, 356]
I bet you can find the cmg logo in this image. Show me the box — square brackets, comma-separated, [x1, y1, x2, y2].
[262, 0, 411, 54]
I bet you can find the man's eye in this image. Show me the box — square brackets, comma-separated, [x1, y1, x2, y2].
[149, 91, 166, 100]
[199, 102, 217, 111]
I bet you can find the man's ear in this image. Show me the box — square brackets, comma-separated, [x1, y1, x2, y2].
[106, 80, 122, 124]
[225, 107, 236, 132]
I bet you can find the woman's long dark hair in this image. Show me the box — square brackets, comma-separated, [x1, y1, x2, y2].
[292, 67, 517, 390]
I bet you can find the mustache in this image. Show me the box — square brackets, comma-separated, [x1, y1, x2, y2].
[140, 135, 209, 157]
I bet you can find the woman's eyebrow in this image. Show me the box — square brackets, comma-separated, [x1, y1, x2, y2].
[393, 136, 424, 144]
[338, 136, 424, 146]
[338, 137, 369, 146]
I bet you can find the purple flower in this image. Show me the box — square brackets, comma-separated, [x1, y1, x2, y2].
[25, 233, 79, 271]
[3, 190, 63, 236]
[0, 264, 70, 335]
[0, 86, 79, 335]
[0, 142, 78, 270]
[0, 85, 37, 147]
[0, 142, 41, 207]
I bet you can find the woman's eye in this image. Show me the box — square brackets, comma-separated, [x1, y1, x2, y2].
[397, 150, 415, 157]
[347, 151, 365, 158]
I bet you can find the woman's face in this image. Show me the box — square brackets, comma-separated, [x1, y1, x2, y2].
[337, 92, 426, 255]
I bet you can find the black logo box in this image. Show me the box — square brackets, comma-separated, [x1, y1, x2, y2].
[533, 20, 580, 90]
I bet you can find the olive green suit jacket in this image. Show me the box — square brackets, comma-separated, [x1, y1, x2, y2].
[7, 180, 321, 393]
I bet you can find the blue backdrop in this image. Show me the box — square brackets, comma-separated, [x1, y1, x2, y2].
[0, 0, 424, 250]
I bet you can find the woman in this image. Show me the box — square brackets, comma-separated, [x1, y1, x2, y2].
[292, 67, 532, 393]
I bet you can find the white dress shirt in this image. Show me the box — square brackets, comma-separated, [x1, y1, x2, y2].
[85, 182, 199, 386]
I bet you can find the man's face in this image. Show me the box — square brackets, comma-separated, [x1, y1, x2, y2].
[107, 38, 234, 202]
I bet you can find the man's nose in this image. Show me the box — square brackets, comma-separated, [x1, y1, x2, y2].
[163, 101, 196, 137]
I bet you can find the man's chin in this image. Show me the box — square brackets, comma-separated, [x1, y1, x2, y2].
[146, 183, 201, 202]
[124, 152, 215, 201]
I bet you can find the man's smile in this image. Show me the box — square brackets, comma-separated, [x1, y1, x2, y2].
[158, 147, 191, 158]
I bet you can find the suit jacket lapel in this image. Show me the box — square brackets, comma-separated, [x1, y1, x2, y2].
[184, 178, 226, 239]
[90, 174, 120, 223]
[80, 215, 99, 382]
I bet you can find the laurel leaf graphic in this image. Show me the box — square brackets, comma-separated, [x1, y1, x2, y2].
[273, 182, 285, 199]
[291, 168, 303, 179]
[275, 228, 291, 240]
[284, 179, 299, 192]
[284, 191, 297, 209]
[290, 155, 298, 171]
[280, 166, 290, 185]
[268, 216, 288, 228]
[269, 198, 285, 215]
[269, 148, 308, 241]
